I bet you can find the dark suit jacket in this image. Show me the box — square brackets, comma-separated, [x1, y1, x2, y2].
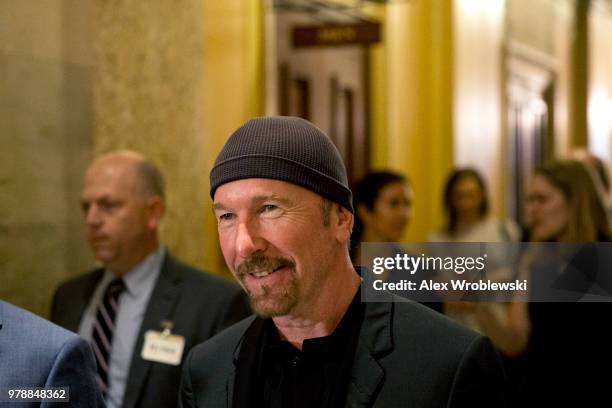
[0, 300, 104, 408]
[51, 252, 251, 408]
[179, 291, 508, 408]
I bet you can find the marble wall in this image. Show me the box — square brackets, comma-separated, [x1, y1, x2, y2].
[1, 0, 243, 317]
[0, 0, 96, 316]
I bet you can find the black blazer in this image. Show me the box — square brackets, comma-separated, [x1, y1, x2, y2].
[51, 252, 251, 408]
[179, 291, 508, 408]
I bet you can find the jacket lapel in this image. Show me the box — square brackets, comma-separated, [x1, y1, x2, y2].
[121, 253, 182, 408]
[345, 292, 394, 408]
[346, 346, 385, 407]
[229, 316, 260, 408]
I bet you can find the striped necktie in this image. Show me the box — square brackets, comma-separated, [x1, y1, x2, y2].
[91, 278, 125, 395]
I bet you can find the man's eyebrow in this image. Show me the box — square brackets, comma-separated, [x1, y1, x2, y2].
[212, 203, 227, 211]
[252, 194, 292, 206]
[80, 195, 110, 204]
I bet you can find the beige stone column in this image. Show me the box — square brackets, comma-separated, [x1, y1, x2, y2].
[93, 0, 210, 271]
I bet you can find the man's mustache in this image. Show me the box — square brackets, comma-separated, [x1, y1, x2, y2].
[236, 255, 295, 278]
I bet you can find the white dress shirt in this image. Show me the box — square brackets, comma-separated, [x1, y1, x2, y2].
[78, 246, 165, 408]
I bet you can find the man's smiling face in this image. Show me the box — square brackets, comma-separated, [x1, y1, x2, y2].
[213, 178, 338, 318]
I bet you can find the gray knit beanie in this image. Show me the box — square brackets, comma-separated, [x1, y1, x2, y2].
[210, 116, 353, 213]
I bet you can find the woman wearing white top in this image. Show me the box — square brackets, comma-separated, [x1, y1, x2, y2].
[430, 168, 520, 331]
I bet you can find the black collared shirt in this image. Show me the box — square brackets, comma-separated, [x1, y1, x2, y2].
[233, 290, 364, 408]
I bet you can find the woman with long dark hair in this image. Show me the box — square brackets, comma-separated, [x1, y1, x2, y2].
[430, 168, 520, 331]
[430, 168, 519, 242]
[351, 171, 442, 312]
[350, 170, 413, 264]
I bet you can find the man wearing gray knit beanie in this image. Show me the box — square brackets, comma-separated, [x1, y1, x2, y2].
[180, 117, 508, 408]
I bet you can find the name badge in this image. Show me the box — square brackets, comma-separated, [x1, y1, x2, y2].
[141, 330, 185, 366]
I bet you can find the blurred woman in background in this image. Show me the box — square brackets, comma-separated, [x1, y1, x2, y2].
[350, 170, 413, 264]
[431, 168, 520, 330]
[430, 168, 520, 242]
[475, 159, 612, 407]
[524, 159, 610, 242]
[351, 170, 442, 312]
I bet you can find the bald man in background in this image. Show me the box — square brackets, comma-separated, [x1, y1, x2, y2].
[51, 151, 250, 408]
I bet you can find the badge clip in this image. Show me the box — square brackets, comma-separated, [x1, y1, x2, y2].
[160, 320, 174, 337]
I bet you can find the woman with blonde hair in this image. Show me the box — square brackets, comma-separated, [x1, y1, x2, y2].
[525, 159, 610, 242]
[475, 159, 611, 406]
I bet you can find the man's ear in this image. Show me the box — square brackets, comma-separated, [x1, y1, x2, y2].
[333, 204, 354, 244]
[147, 196, 165, 230]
